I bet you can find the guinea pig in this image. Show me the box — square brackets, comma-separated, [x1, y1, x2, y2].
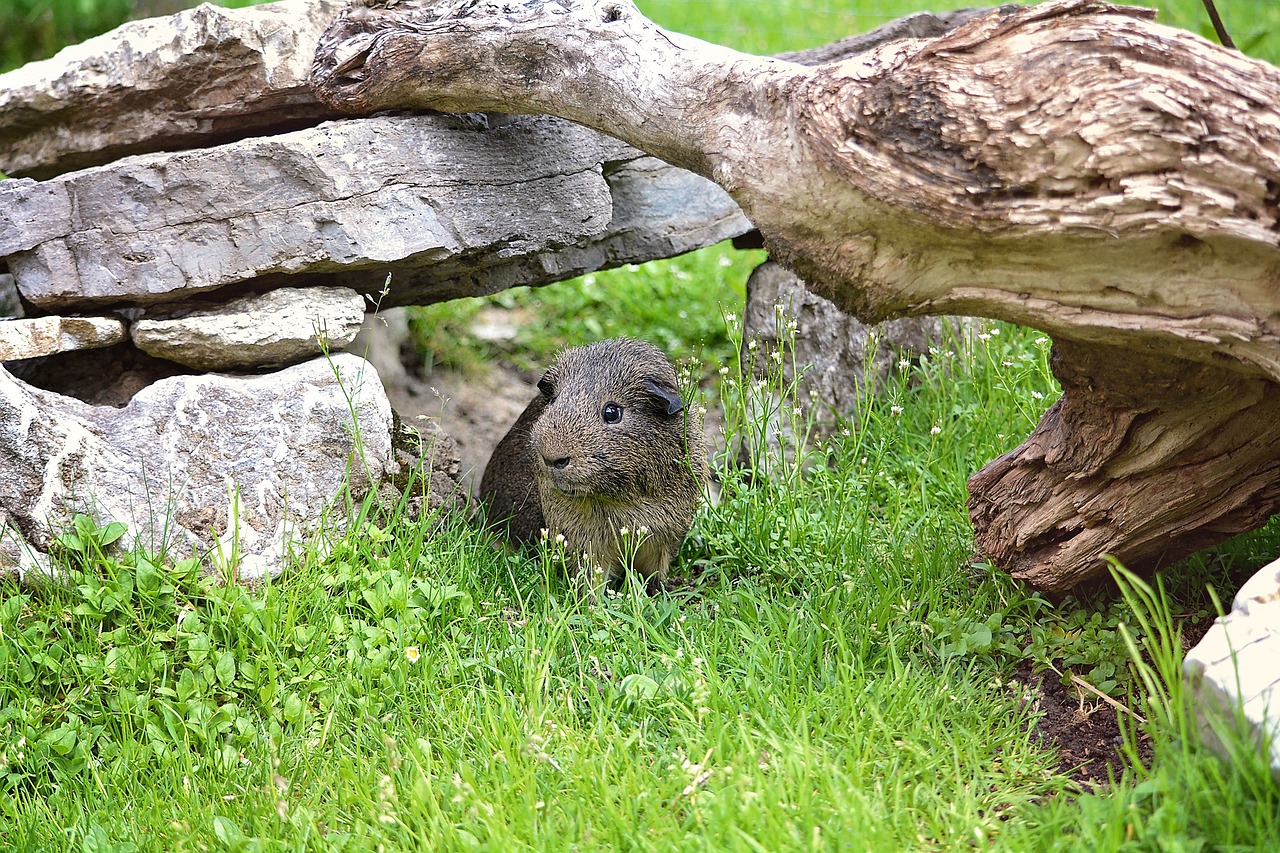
[479, 337, 708, 594]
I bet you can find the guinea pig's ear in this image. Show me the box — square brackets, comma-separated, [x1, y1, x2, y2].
[642, 378, 684, 416]
[537, 372, 555, 399]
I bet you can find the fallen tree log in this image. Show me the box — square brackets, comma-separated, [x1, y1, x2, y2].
[312, 0, 1280, 593]
[0, 0, 993, 180]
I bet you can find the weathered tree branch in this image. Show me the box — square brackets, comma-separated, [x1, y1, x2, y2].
[314, 0, 1280, 380]
[312, 0, 1280, 592]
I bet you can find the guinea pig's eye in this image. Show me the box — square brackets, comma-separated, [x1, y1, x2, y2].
[601, 402, 623, 424]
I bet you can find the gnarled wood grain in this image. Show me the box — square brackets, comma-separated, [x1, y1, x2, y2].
[313, 0, 1280, 381]
[970, 341, 1280, 591]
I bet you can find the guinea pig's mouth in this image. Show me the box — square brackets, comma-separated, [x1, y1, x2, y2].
[548, 482, 592, 499]
[538, 462, 604, 500]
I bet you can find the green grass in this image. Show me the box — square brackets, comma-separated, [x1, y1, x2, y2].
[5, 309, 1280, 849]
[403, 246, 762, 377]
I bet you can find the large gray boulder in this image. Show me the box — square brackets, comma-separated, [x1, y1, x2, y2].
[0, 353, 461, 583]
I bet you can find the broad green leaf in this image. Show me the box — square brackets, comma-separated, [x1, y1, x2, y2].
[620, 673, 661, 702]
[216, 651, 236, 687]
[98, 522, 128, 547]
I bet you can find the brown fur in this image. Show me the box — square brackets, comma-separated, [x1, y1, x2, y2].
[479, 338, 708, 594]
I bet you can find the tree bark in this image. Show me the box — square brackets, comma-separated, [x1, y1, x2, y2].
[312, 0, 1280, 592]
[313, 0, 1280, 379]
[970, 341, 1280, 591]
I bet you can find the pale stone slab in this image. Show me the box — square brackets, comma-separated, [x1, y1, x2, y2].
[0, 315, 126, 361]
[334, 155, 753, 306]
[1, 113, 749, 312]
[1, 114, 626, 309]
[131, 285, 366, 370]
[1184, 558, 1280, 783]
[0, 353, 394, 581]
[0, 0, 345, 179]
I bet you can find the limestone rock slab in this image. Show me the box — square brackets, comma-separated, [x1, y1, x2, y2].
[0, 315, 126, 361]
[0, 0, 345, 179]
[132, 286, 365, 370]
[1, 113, 625, 309]
[0, 353, 394, 582]
[1184, 558, 1280, 783]
[337, 155, 754, 307]
[2, 112, 750, 312]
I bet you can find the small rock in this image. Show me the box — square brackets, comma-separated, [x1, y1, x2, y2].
[470, 308, 520, 343]
[131, 286, 365, 370]
[742, 260, 953, 421]
[377, 415, 470, 523]
[1184, 558, 1280, 783]
[0, 315, 126, 361]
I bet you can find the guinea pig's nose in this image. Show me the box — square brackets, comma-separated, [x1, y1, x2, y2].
[544, 454, 571, 470]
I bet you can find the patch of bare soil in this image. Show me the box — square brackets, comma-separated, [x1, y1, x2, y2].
[1015, 616, 1214, 787]
[394, 363, 538, 496]
[1013, 661, 1150, 786]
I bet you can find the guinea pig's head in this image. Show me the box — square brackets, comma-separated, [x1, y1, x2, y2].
[528, 338, 690, 502]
